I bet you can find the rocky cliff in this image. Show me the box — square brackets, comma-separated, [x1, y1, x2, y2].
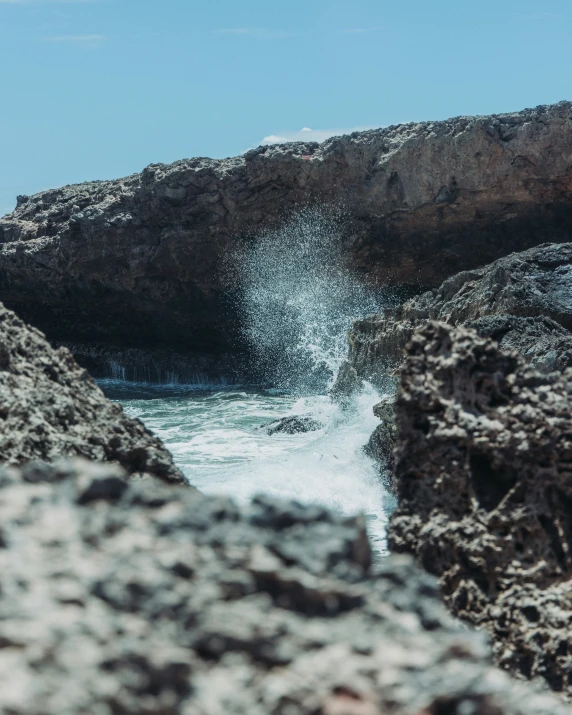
[388, 322, 572, 699]
[0, 300, 184, 484]
[2, 102, 572, 367]
[1, 458, 569, 714]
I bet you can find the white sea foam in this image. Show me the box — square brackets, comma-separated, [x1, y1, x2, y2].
[118, 384, 395, 553]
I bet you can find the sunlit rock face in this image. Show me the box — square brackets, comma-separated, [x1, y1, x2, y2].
[1, 102, 572, 359]
[389, 321, 572, 699]
[0, 459, 570, 715]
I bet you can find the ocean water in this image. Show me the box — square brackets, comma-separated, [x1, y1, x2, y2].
[102, 380, 396, 554]
[100, 209, 397, 553]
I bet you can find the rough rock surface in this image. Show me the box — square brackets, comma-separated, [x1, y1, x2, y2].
[262, 414, 323, 436]
[2, 103, 572, 361]
[0, 301, 184, 483]
[364, 397, 398, 488]
[1, 458, 570, 715]
[329, 360, 363, 405]
[388, 322, 572, 698]
[467, 314, 572, 372]
[348, 242, 572, 384]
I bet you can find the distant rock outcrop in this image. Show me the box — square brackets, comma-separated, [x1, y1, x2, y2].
[0, 301, 184, 484]
[348, 242, 572, 385]
[262, 414, 323, 436]
[2, 103, 572, 365]
[0, 458, 569, 714]
[388, 322, 572, 699]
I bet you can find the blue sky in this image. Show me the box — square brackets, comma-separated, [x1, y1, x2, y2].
[1, 0, 571, 216]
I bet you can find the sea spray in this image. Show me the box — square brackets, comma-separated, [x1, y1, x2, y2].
[233, 208, 389, 391]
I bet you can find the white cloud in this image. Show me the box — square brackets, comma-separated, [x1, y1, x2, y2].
[261, 126, 376, 145]
[44, 34, 105, 47]
[262, 134, 289, 143]
[215, 28, 296, 39]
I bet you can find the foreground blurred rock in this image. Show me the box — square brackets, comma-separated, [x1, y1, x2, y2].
[0, 301, 184, 484]
[389, 322, 572, 699]
[0, 459, 569, 715]
[2, 103, 572, 369]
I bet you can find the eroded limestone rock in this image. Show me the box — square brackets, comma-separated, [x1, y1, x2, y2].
[388, 321, 572, 698]
[262, 414, 323, 436]
[467, 314, 572, 372]
[329, 360, 363, 404]
[364, 396, 398, 490]
[3, 104, 572, 361]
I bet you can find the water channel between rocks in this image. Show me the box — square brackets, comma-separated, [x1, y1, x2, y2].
[101, 381, 396, 554]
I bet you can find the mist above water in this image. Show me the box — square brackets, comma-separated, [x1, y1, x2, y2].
[235, 208, 388, 391]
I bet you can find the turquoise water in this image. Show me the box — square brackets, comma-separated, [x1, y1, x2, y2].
[102, 380, 395, 554]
